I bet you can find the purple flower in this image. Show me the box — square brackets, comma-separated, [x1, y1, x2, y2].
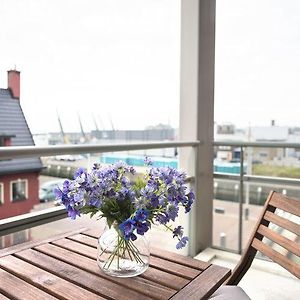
[176, 236, 188, 249]
[53, 187, 62, 199]
[87, 172, 100, 187]
[134, 209, 150, 235]
[119, 219, 137, 241]
[134, 209, 149, 222]
[166, 204, 179, 221]
[136, 220, 150, 235]
[173, 226, 184, 238]
[62, 180, 70, 193]
[88, 196, 101, 207]
[156, 213, 169, 225]
[73, 189, 84, 202]
[74, 167, 86, 179]
[67, 207, 81, 220]
[184, 191, 195, 213]
[150, 195, 159, 207]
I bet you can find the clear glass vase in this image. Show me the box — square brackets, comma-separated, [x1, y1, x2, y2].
[97, 222, 150, 277]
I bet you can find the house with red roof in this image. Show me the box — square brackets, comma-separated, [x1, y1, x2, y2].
[0, 70, 43, 220]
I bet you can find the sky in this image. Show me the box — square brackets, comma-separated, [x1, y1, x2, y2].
[1, 0, 300, 134]
[215, 0, 300, 128]
[0, 0, 180, 133]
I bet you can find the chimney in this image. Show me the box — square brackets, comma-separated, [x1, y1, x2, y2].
[7, 69, 20, 99]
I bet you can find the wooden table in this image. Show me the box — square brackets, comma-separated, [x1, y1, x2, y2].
[0, 228, 231, 300]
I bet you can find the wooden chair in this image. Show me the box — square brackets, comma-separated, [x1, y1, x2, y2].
[227, 190, 300, 284]
[210, 191, 300, 299]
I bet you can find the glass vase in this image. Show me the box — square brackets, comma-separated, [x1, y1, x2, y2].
[97, 222, 150, 277]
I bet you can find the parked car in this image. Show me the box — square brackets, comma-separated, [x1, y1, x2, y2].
[39, 179, 66, 203]
[54, 155, 85, 161]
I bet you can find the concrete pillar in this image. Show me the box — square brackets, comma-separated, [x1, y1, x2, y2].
[179, 0, 216, 256]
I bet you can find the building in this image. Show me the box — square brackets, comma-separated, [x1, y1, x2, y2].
[0, 70, 43, 219]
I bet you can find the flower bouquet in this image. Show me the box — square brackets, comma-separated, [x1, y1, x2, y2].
[55, 157, 195, 277]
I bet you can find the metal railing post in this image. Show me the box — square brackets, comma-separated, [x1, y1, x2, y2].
[238, 146, 244, 254]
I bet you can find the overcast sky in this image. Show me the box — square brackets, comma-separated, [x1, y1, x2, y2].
[0, 0, 300, 134]
[215, 0, 300, 129]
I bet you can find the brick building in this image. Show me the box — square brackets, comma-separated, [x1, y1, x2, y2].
[0, 70, 42, 219]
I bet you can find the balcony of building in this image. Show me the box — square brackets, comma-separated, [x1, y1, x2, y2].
[0, 1, 299, 299]
[0, 140, 299, 299]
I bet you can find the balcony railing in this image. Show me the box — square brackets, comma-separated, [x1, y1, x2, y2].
[1, 140, 300, 255]
[0, 141, 199, 236]
[213, 141, 300, 254]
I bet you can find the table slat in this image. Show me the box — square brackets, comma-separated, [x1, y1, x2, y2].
[50, 239, 190, 291]
[68, 233, 97, 248]
[54, 237, 200, 279]
[52, 237, 96, 258]
[170, 265, 231, 300]
[15, 248, 153, 300]
[0, 228, 88, 258]
[35, 243, 177, 299]
[0, 268, 58, 300]
[0, 294, 10, 300]
[0, 255, 105, 300]
[150, 247, 209, 271]
[150, 256, 199, 279]
[70, 232, 210, 272]
[82, 227, 103, 238]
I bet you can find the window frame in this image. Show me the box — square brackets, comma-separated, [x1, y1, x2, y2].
[10, 179, 28, 202]
[0, 182, 3, 204]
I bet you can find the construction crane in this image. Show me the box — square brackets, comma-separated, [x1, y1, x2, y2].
[78, 113, 87, 143]
[56, 110, 69, 144]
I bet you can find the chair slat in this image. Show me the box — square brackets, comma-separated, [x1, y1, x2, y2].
[227, 192, 300, 286]
[264, 210, 300, 236]
[252, 238, 300, 279]
[256, 224, 300, 257]
[269, 194, 300, 217]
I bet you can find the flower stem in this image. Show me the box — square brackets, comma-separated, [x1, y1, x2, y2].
[101, 229, 146, 271]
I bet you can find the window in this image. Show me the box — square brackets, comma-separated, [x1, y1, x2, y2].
[0, 136, 13, 146]
[0, 183, 3, 204]
[10, 179, 28, 202]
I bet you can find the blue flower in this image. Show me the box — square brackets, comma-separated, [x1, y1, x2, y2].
[119, 219, 137, 241]
[134, 209, 149, 222]
[136, 220, 150, 235]
[173, 225, 184, 238]
[62, 180, 70, 193]
[184, 191, 195, 213]
[176, 236, 188, 249]
[53, 187, 62, 199]
[74, 167, 86, 179]
[166, 204, 179, 221]
[73, 189, 84, 202]
[133, 209, 151, 235]
[155, 213, 169, 225]
[150, 195, 159, 207]
[67, 207, 81, 220]
[89, 198, 101, 207]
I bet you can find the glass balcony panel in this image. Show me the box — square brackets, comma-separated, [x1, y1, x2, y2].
[213, 178, 240, 252]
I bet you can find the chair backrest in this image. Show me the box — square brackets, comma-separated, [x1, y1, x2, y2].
[227, 191, 300, 285]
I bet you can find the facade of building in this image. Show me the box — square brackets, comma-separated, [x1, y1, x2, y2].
[0, 70, 43, 219]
